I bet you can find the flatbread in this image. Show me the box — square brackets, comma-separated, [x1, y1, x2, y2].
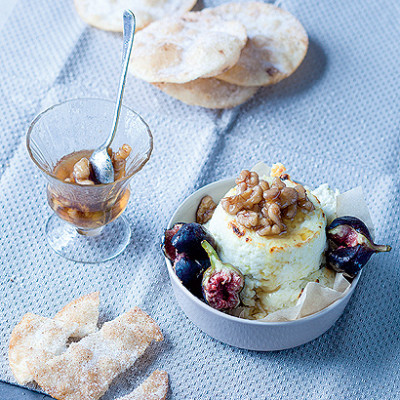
[32, 307, 163, 400]
[74, 0, 197, 32]
[204, 2, 308, 86]
[129, 12, 247, 83]
[54, 291, 99, 338]
[154, 78, 258, 108]
[9, 292, 100, 385]
[8, 313, 78, 385]
[116, 370, 169, 400]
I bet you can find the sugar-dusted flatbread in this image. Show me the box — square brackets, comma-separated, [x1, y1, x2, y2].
[9, 313, 78, 385]
[9, 292, 100, 385]
[154, 78, 258, 109]
[117, 370, 169, 400]
[74, 0, 197, 32]
[203, 2, 308, 86]
[54, 292, 99, 338]
[129, 12, 247, 83]
[33, 307, 163, 400]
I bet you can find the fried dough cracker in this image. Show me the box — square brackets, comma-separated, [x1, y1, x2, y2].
[32, 307, 163, 400]
[154, 78, 258, 108]
[54, 291, 99, 338]
[206, 2, 308, 86]
[9, 313, 78, 385]
[74, 0, 197, 32]
[117, 370, 169, 400]
[129, 12, 247, 83]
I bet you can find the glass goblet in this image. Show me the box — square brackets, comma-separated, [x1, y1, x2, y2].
[27, 98, 153, 263]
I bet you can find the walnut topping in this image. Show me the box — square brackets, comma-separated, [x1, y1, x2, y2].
[112, 144, 132, 181]
[196, 195, 217, 224]
[72, 158, 92, 185]
[221, 170, 315, 236]
[63, 144, 131, 185]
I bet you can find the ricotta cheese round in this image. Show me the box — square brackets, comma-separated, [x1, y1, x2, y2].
[205, 177, 333, 319]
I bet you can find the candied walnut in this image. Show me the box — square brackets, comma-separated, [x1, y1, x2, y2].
[263, 187, 279, 201]
[257, 225, 272, 236]
[73, 157, 92, 184]
[271, 177, 286, 190]
[221, 187, 252, 215]
[267, 203, 283, 229]
[259, 180, 270, 191]
[237, 210, 259, 229]
[279, 187, 298, 208]
[298, 199, 315, 212]
[283, 204, 297, 219]
[294, 184, 306, 200]
[236, 170, 259, 193]
[223, 169, 316, 237]
[221, 197, 242, 215]
[196, 195, 217, 224]
[243, 185, 263, 208]
[112, 144, 132, 181]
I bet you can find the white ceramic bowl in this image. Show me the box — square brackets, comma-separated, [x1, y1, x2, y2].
[165, 177, 360, 351]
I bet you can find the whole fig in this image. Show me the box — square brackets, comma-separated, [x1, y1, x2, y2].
[174, 254, 207, 297]
[171, 223, 216, 259]
[161, 223, 184, 262]
[201, 241, 244, 310]
[326, 216, 391, 278]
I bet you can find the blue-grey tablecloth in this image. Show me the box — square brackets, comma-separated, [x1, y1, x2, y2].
[0, 0, 399, 399]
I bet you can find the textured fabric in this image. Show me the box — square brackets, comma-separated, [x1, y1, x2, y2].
[0, 0, 399, 399]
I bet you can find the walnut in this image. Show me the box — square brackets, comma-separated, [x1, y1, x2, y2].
[236, 170, 259, 193]
[220, 170, 316, 237]
[263, 187, 280, 201]
[112, 144, 132, 181]
[196, 195, 217, 224]
[259, 180, 270, 191]
[72, 158, 92, 184]
[237, 210, 259, 229]
[271, 177, 286, 190]
[278, 187, 298, 208]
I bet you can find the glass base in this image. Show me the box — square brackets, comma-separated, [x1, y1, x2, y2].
[45, 214, 131, 263]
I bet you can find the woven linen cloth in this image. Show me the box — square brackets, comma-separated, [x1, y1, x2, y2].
[1, 0, 399, 399]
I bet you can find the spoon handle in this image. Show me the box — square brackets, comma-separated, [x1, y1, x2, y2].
[101, 10, 136, 150]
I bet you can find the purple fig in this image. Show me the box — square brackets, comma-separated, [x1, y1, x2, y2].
[174, 254, 206, 298]
[326, 216, 391, 278]
[171, 223, 216, 259]
[162, 223, 184, 261]
[201, 241, 244, 310]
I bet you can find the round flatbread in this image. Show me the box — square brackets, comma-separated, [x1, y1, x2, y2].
[74, 0, 198, 32]
[203, 2, 308, 87]
[153, 78, 258, 108]
[129, 12, 247, 83]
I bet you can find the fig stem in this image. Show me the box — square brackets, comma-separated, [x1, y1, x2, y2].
[362, 235, 392, 253]
[201, 240, 218, 264]
[370, 243, 392, 253]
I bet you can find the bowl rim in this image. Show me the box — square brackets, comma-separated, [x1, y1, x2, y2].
[26, 97, 153, 187]
[165, 176, 361, 326]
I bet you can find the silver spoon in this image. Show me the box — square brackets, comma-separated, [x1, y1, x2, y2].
[90, 10, 136, 184]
